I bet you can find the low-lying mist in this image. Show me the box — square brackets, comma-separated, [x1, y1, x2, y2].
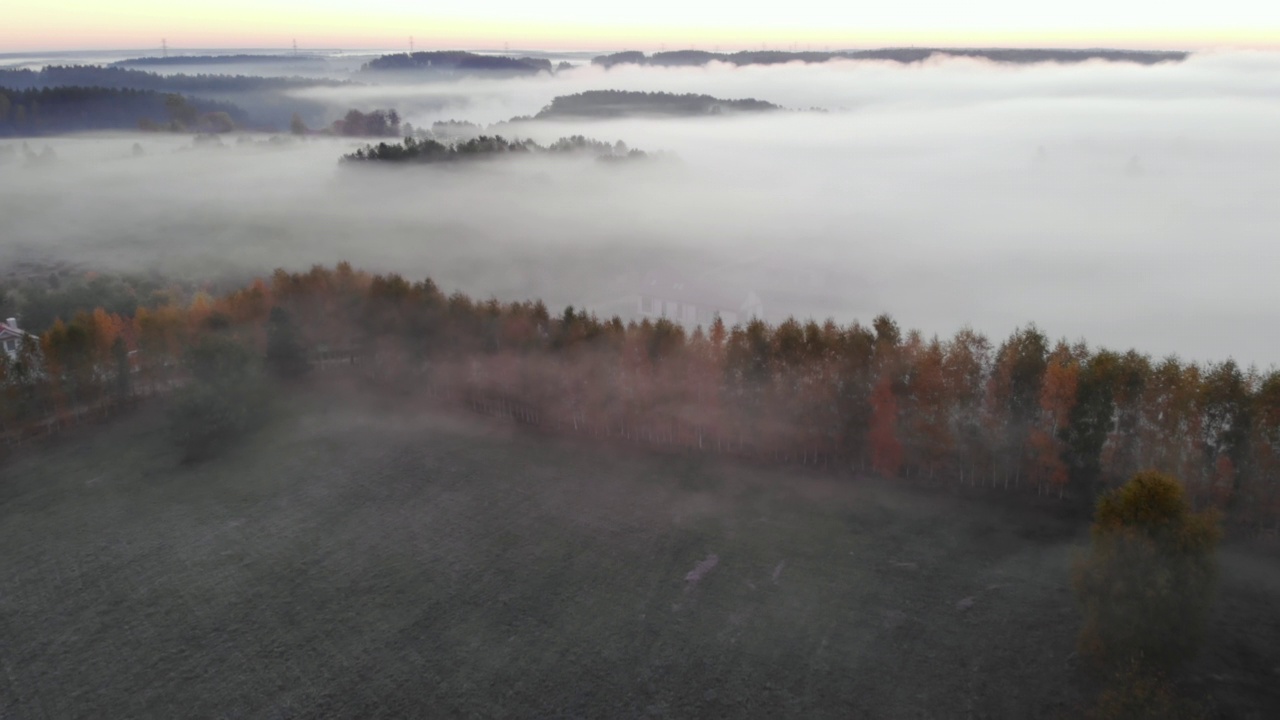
[3, 51, 1279, 365]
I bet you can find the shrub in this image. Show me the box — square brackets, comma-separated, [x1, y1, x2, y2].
[1072, 470, 1220, 670]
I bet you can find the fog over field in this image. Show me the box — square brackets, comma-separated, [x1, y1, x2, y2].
[4, 51, 1280, 364]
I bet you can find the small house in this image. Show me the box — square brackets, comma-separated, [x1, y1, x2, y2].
[1, 317, 32, 360]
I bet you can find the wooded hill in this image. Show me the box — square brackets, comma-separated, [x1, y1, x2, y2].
[0, 65, 348, 131]
[0, 87, 248, 135]
[0, 66, 350, 93]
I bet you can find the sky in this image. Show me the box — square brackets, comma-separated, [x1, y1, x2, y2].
[3, 0, 1279, 51]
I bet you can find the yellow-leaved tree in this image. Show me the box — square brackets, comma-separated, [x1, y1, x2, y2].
[1073, 470, 1220, 670]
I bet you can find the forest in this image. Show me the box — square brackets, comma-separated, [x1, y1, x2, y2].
[0, 270, 206, 335]
[0, 65, 350, 93]
[3, 263, 1277, 538]
[591, 48, 1191, 68]
[361, 51, 554, 75]
[532, 90, 781, 119]
[0, 86, 248, 135]
[341, 134, 647, 163]
[0, 65, 347, 131]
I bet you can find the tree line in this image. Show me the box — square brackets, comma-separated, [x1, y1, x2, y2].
[2, 263, 1277, 533]
[0, 86, 247, 135]
[532, 91, 781, 119]
[361, 51, 553, 75]
[0, 65, 349, 94]
[342, 135, 648, 164]
[0, 66, 345, 132]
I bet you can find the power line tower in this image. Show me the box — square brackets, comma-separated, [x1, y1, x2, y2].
[292, 38, 298, 56]
[161, 39, 168, 58]
[409, 36, 415, 53]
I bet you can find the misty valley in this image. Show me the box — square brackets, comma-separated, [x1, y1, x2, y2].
[2, 44, 1280, 719]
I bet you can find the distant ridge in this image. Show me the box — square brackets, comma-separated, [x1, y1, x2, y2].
[361, 51, 552, 75]
[114, 54, 327, 67]
[0, 65, 349, 92]
[592, 48, 1190, 68]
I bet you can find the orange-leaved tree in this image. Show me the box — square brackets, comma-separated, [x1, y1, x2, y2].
[869, 374, 903, 478]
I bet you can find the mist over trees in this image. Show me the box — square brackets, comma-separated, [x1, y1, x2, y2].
[1074, 471, 1221, 670]
[5, 40, 1280, 720]
[0, 87, 247, 135]
[0, 65, 347, 131]
[330, 108, 401, 137]
[0, 65, 350, 94]
[168, 330, 268, 462]
[532, 90, 781, 119]
[0, 270, 197, 333]
[342, 135, 647, 164]
[4, 263, 1278, 539]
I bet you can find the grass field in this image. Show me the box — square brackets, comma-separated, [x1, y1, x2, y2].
[2, 389, 1277, 719]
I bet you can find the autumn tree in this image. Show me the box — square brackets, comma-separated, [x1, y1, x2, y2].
[1063, 350, 1124, 500]
[943, 327, 992, 482]
[1199, 359, 1252, 505]
[1030, 341, 1078, 494]
[903, 337, 950, 480]
[1073, 470, 1220, 671]
[869, 374, 903, 477]
[990, 325, 1048, 485]
[1246, 371, 1280, 530]
[835, 322, 876, 468]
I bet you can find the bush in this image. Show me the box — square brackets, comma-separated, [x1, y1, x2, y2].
[168, 335, 267, 462]
[1072, 471, 1220, 670]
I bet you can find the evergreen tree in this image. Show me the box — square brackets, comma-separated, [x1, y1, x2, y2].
[265, 306, 309, 379]
[169, 335, 265, 462]
[111, 335, 131, 401]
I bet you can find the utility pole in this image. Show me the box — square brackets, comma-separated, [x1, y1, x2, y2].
[292, 38, 298, 56]
[161, 39, 168, 58]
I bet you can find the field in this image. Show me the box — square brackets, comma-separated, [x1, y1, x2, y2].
[1, 389, 1277, 719]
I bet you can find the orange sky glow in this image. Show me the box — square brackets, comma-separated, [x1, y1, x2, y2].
[4, 1, 1278, 51]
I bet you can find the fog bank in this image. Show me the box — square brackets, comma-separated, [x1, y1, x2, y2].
[3, 52, 1279, 365]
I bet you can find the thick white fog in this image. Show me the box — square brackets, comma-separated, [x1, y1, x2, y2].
[3, 52, 1279, 365]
